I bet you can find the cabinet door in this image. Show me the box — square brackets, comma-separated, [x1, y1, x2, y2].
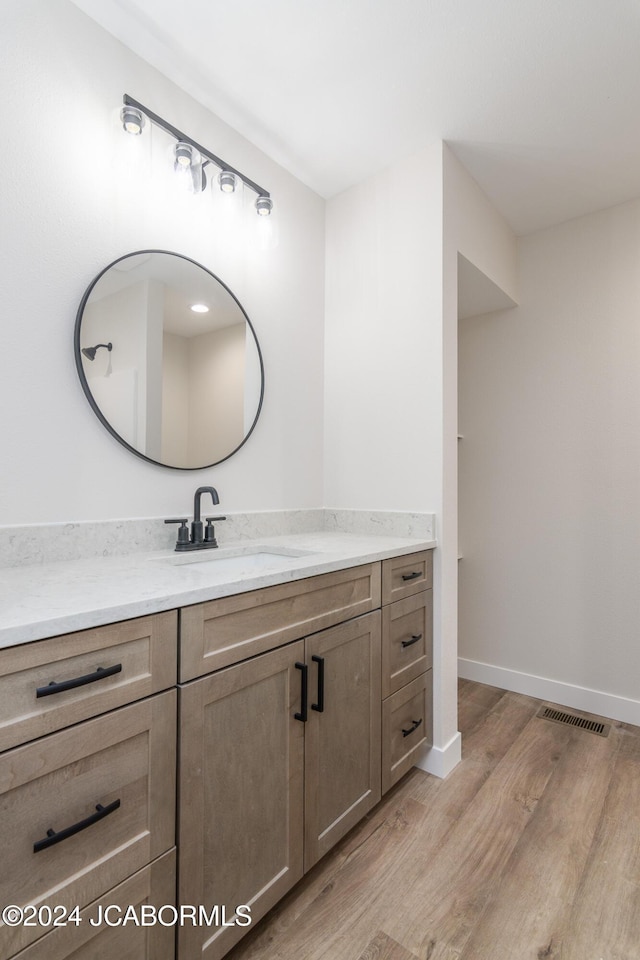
[178, 641, 305, 960]
[304, 611, 381, 871]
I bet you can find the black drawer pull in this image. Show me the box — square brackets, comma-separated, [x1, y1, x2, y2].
[401, 633, 422, 648]
[36, 663, 123, 699]
[294, 662, 308, 722]
[402, 718, 423, 738]
[33, 799, 121, 853]
[311, 655, 324, 713]
[401, 571, 422, 582]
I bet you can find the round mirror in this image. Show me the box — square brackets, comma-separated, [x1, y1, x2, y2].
[74, 250, 264, 470]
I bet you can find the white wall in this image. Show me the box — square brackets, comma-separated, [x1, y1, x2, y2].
[444, 149, 518, 306]
[325, 143, 454, 771]
[458, 197, 640, 724]
[323, 144, 517, 773]
[324, 145, 444, 513]
[0, 0, 325, 523]
[439, 145, 518, 766]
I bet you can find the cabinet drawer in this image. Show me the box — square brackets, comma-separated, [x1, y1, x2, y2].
[179, 562, 381, 681]
[382, 590, 432, 698]
[381, 551, 433, 605]
[0, 612, 177, 753]
[0, 691, 176, 958]
[11, 849, 176, 960]
[382, 671, 432, 795]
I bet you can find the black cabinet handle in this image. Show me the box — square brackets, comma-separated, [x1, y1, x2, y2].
[311, 655, 324, 713]
[294, 662, 308, 722]
[36, 663, 123, 699]
[401, 718, 423, 738]
[401, 571, 422, 582]
[401, 633, 422, 648]
[33, 799, 121, 853]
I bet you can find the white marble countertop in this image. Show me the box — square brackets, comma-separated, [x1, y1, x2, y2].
[0, 531, 436, 649]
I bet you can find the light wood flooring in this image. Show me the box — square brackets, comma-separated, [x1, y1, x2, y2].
[226, 679, 640, 960]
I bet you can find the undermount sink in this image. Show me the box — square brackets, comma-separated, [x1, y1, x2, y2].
[152, 544, 318, 574]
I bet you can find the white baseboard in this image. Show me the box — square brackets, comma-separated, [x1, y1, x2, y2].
[414, 731, 462, 779]
[459, 657, 640, 727]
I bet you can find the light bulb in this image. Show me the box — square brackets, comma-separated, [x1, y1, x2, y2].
[255, 196, 273, 217]
[219, 171, 237, 193]
[172, 142, 203, 193]
[120, 105, 145, 135]
[174, 142, 194, 168]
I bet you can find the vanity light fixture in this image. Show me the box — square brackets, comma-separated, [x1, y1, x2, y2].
[120, 94, 273, 215]
[81, 342, 113, 361]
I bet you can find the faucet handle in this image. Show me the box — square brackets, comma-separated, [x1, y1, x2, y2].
[165, 517, 190, 548]
[204, 516, 226, 546]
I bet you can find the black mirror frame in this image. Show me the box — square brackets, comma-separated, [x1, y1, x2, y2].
[74, 249, 265, 471]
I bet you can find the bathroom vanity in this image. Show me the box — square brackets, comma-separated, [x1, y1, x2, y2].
[0, 534, 433, 960]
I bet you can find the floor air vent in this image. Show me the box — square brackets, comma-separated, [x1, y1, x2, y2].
[537, 706, 610, 737]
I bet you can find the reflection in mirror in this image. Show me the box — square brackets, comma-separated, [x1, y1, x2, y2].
[75, 251, 264, 469]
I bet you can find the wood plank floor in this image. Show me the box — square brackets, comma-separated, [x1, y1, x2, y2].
[226, 680, 640, 960]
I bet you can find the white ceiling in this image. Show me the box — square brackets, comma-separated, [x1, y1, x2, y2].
[72, 0, 640, 235]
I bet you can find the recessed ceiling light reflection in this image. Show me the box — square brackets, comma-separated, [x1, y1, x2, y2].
[190, 303, 210, 313]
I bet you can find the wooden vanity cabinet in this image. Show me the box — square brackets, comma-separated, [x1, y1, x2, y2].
[1, 549, 432, 960]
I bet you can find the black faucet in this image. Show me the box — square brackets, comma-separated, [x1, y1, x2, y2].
[192, 486, 219, 544]
[165, 486, 226, 551]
